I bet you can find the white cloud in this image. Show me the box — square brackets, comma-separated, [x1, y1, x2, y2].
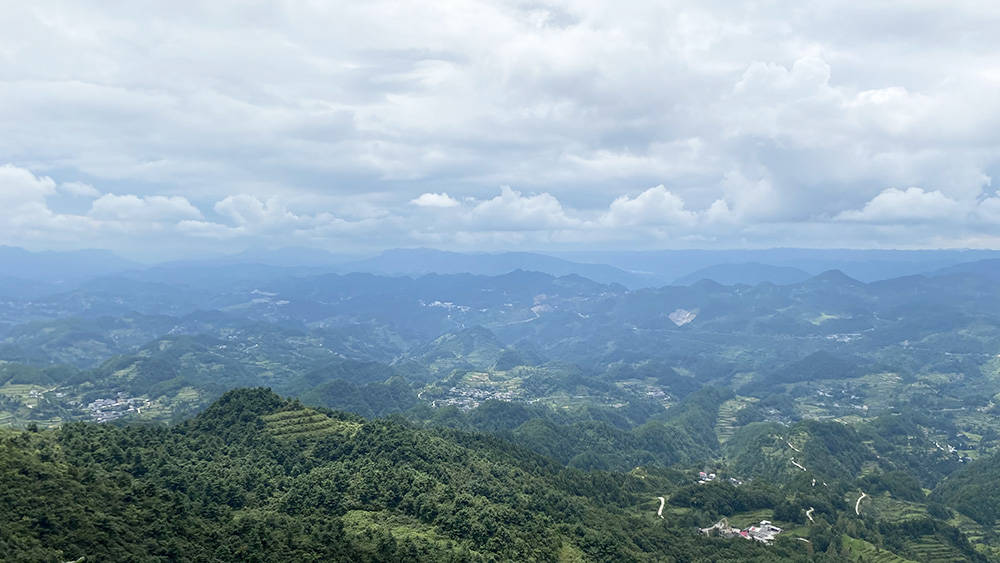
[210, 193, 387, 241]
[0, 164, 56, 205]
[0, 165, 94, 244]
[5, 159, 1000, 255]
[411, 192, 459, 208]
[89, 194, 203, 222]
[59, 181, 101, 197]
[2, 2, 1000, 253]
[214, 195, 297, 226]
[735, 56, 833, 100]
[602, 185, 696, 227]
[836, 187, 963, 223]
[176, 219, 241, 239]
[465, 186, 579, 231]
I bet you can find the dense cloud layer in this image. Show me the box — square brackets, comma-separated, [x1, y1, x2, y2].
[2, 1, 999, 257]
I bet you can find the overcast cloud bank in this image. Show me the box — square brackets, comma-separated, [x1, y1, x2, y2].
[2, 1, 999, 257]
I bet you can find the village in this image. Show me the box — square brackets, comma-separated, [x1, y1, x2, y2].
[86, 393, 151, 423]
[697, 471, 743, 486]
[428, 385, 521, 410]
[698, 517, 783, 544]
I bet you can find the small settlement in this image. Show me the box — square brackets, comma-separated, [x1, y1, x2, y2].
[86, 393, 150, 423]
[697, 471, 743, 486]
[699, 518, 783, 544]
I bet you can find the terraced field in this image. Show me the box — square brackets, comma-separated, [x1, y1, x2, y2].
[262, 408, 361, 440]
[714, 396, 757, 444]
[862, 494, 928, 523]
[841, 535, 917, 562]
[949, 513, 989, 549]
[904, 535, 968, 562]
[0, 383, 46, 403]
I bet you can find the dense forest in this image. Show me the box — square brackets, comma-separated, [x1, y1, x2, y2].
[2, 388, 821, 562]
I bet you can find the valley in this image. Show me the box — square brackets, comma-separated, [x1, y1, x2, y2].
[4, 254, 1000, 560]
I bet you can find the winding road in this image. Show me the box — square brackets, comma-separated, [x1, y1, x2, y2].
[657, 496, 665, 519]
[855, 492, 867, 515]
[805, 507, 815, 523]
[790, 458, 807, 471]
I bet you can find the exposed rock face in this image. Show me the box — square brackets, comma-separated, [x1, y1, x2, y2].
[669, 308, 697, 326]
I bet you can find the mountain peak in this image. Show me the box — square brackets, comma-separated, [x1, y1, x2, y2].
[806, 269, 864, 286]
[190, 387, 288, 432]
[674, 262, 811, 286]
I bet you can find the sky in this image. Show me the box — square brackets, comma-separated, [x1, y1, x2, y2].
[2, 1, 1000, 259]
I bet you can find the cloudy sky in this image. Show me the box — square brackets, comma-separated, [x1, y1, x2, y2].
[2, 1, 1000, 259]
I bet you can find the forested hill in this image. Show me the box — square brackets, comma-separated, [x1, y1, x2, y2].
[1, 388, 808, 562]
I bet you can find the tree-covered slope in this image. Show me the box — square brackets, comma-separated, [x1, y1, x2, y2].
[1, 388, 809, 562]
[932, 451, 1000, 526]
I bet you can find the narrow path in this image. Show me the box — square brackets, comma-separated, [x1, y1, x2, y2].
[805, 507, 815, 523]
[501, 309, 541, 326]
[855, 492, 867, 515]
[790, 458, 807, 471]
[657, 496, 665, 519]
[786, 440, 801, 453]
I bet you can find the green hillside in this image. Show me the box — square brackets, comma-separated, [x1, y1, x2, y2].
[0, 388, 811, 562]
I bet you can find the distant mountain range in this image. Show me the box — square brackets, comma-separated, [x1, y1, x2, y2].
[5, 245, 1000, 291]
[0, 246, 138, 284]
[3, 249, 1000, 558]
[334, 248, 660, 287]
[931, 258, 1000, 280]
[673, 262, 812, 286]
[555, 248, 1000, 283]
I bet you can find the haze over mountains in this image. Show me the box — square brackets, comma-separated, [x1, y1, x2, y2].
[5, 244, 1000, 559]
[6, 245, 1000, 292]
[7, 0, 1000, 559]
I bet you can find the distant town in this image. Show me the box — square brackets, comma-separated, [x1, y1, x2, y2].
[86, 393, 150, 423]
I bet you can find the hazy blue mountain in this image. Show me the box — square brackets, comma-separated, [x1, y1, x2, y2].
[115, 263, 311, 293]
[556, 248, 1000, 282]
[931, 258, 1000, 281]
[0, 246, 138, 284]
[337, 248, 664, 287]
[673, 262, 811, 286]
[228, 246, 359, 266]
[800, 268, 866, 288]
[159, 246, 361, 269]
[0, 276, 60, 300]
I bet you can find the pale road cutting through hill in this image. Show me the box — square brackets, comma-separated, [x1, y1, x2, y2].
[790, 458, 807, 471]
[657, 497, 665, 518]
[805, 507, 815, 523]
[856, 492, 867, 515]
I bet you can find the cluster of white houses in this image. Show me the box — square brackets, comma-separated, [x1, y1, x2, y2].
[699, 518, 783, 544]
